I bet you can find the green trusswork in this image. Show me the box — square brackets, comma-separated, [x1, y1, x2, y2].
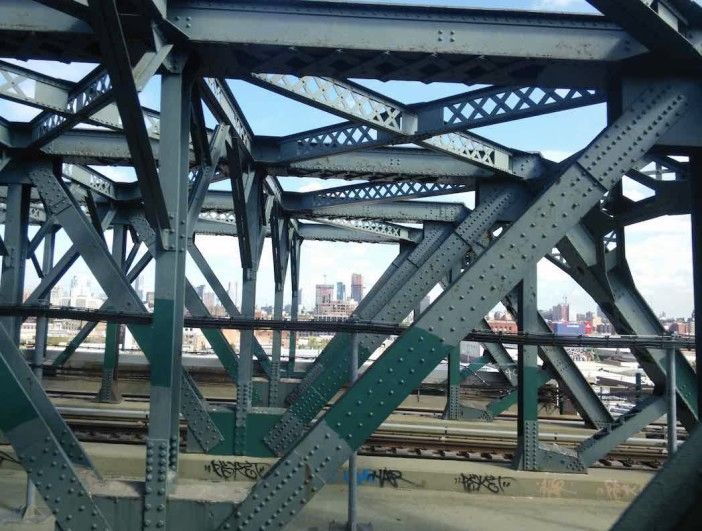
[513, 270, 539, 470]
[220, 84, 689, 530]
[97, 322, 122, 402]
[484, 368, 552, 419]
[267, 189, 522, 455]
[188, 406, 282, 457]
[184, 282, 239, 382]
[459, 354, 490, 379]
[97, 223, 127, 403]
[187, 242, 272, 377]
[51, 322, 98, 367]
[50, 254, 151, 369]
[558, 223, 698, 426]
[612, 411, 702, 531]
[445, 347, 462, 419]
[0, 324, 111, 528]
[325, 328, 448, 448]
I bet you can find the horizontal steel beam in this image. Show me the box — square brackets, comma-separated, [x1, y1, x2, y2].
[0, 305, 694, 348]
[166, 0, 647, 86]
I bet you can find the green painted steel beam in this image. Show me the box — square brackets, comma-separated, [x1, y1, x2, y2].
[266, 186, 525, 455]
[223, 82, 690, 529]
[26, 161, 222, 452]
[0, 324, 112, 529]
[612, 407, 702, 530]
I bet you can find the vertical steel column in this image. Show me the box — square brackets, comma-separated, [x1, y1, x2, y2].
[236, 266, 256, 454]
[97, 223, 127, 403]
[0, 184, 30, 342]
[348, 332, 359, 530]
[691, 150, 702, 418]
[23, 225, 55, 518]
[445, 347, 461, 420]
[513, 267, 539, 471]
[269, 284, 284, 406]
[143, 60, 192, 530]
[287, 236, 300, 377]
[667, 348, 678, 456]
[331, 331, 371, 531]
[32, 229, 55, 385]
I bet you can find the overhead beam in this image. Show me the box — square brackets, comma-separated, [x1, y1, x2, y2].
[165, 1, 646, 85]
[86, 0, 171, 235]
[587, 0, 702, 64]
[253, 73, 601, 170]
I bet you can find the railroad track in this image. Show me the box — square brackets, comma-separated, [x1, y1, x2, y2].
[58, 406, 672, 471]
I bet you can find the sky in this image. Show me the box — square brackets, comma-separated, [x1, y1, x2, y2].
[0, 0, 696, 319]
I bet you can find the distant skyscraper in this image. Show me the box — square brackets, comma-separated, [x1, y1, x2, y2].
[351, 273, 364, 302]
[336, 282, 346, 301]
[552, 299, 570, 322]
[195, 284, 206, 299]
[134, 275, 144, 301]
[315, 284, 334, 310]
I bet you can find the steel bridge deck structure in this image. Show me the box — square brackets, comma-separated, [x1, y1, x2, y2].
[0, 0, 701, 529]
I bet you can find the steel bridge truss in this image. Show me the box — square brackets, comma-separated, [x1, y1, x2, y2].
[0, 0, 701, 530]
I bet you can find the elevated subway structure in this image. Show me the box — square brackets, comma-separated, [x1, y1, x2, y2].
[0, 0, 700, 530]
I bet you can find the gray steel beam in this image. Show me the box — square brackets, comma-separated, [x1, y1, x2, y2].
[0, 324, 111, 529]
[269, 205, 290, 405]
[26, 162, 222, 451]
[287, 234, 301, 376]
[96, 223, 126, 403]
[254, 73, 599, 170]
[612, 407, 702, 530]
[225, 75, 689, 531]
[187, 242, 272, 377]
[266, 185, 526, 455]
[199, 78, 253, 158]
[502, 293, 614, 429]
[166, 1, 646, 85]
[312, 218, 421, 243]
[142, 64, 191, 529]
[557, 220, 699, 427]
[587, 0, 702, 64]
[513, 268, 540, 471]
[284, 181, 471, 211]
[0, 184, 30, 342]
[87, 0, 171, 236]
[0, 2, 648, 87]
[291, 200, 467, 224]
[0, 59, 161, 144]
[270, 145, 494, 181]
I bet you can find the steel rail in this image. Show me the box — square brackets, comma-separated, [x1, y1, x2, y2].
[3, 304, 695, 349]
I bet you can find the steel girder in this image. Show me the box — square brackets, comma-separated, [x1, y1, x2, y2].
[272, 145, 497, 181]
[554, 216, 699, 428]
[252, 73, 599, 169]
[0, 323, 112, 528]
[0, 184, 30, 342]
[96, 222, 127, 404]
[87, 0, 172, 237]
[220, 80, 691, 530]
[586, 0, 702, 65]
[436, 227, 612, 430]
[140, 62, 191, 529]
[269, 204, 291, 405]
[0, 60, 162, 148]
[284, 180, 472, 211]
[265, 183, 529, 455]
[23, 160, 223, 452]
[612, 404, 702, 530]
[199, 78, 254, 158]
[1, 1, 648, 87]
